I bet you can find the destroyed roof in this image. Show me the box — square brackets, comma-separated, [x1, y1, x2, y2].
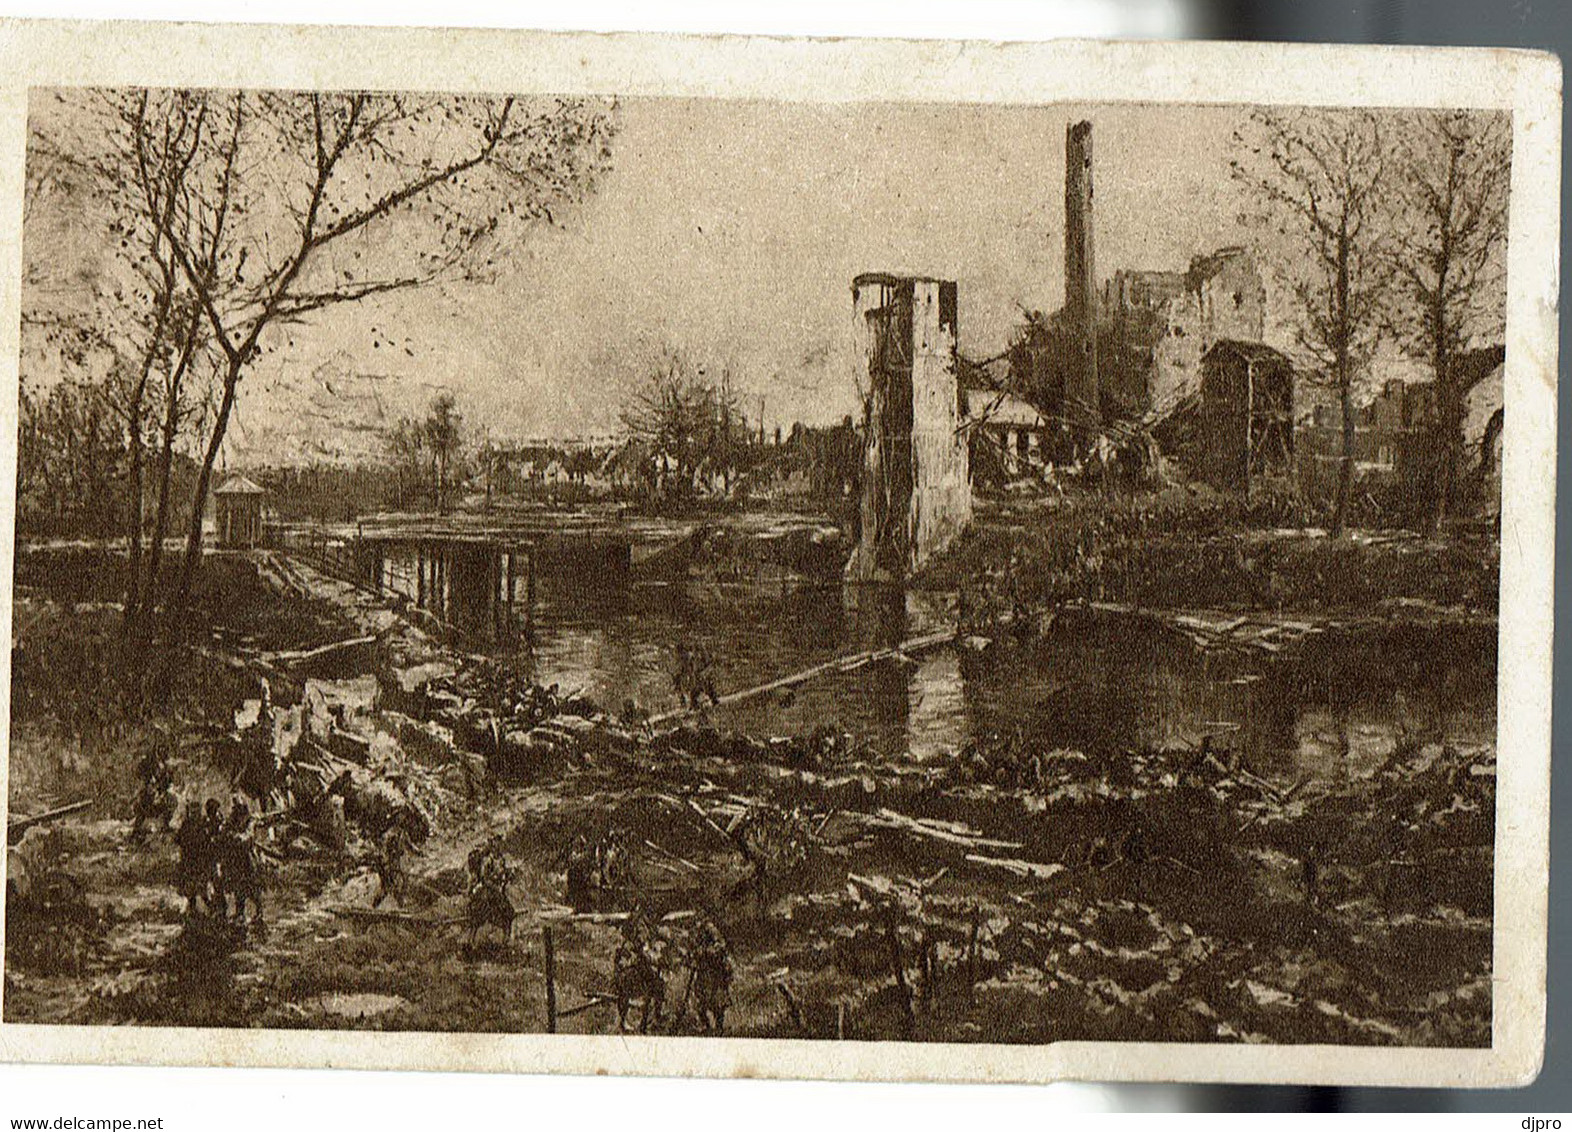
[1109, 248, 1252, 308]
[1202, 339, 1293, 368]
[965, 389, 1048, 427]
[852, 271, 953, 287]
[957, 352, 1009, 390]
[1186, 245, 1250, 285]
[214, 474, 267, 495]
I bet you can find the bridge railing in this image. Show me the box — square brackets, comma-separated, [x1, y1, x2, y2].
[278, 527, 367, 590]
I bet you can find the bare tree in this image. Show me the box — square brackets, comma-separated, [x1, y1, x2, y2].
[620, 349, 706, 497]
[619, 349, 748, 502]
[423, 392, 464, 513]
[387, 415, 427, 510]
[1386, 109, 1511, 527]
[1232, 108, 1392, 535]
[111, 89, 619, 622]
[108, 91, 221, 624]
[25, 92, 223, 628]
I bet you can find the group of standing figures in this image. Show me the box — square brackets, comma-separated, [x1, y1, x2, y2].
[128, 677, 434, 936]
[123, 672, 739, 1033]
[173, 797, 266, 928]
[125, 731, 267, 929]
[612, 911, 734, 1035]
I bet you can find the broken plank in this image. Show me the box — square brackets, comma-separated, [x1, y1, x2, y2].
[643, 838, 702, 872]
[647, 627, 957, 725]
[556, 993, 619, 1020]
[857, 808, 1023, 851]
[264, 633, 380, 666]
[538, 908, 698, 925]
[330, 907, 462, 926]
[7, 799, 93, 843]
[963, 854, 1066, 881]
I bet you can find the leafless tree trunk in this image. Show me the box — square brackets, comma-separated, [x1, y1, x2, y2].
[1386, 109, 1510, 530]
[1231, 109, 1392, 536]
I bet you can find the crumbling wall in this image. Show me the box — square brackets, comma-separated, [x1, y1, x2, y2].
[1150, 249, 1268, 415]
[908, 278, 971, 573]
[846, 274, 971, 581]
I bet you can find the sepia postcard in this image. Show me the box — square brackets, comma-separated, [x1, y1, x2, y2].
[0, 20, 1558, 1088]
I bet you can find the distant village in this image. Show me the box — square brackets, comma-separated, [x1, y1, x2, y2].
[193, 117, 1506, 558]
[21, 112, 1503, 555]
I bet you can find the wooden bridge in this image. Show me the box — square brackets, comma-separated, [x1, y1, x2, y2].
[278, 508, 845, 645]
[278, 509, 689, 644]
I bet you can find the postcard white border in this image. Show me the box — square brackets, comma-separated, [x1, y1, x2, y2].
[0, 21, 1557, 1088]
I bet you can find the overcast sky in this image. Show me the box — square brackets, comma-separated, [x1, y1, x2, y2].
[214, 98, 1254, 462]
[26, 96, 1276, 463]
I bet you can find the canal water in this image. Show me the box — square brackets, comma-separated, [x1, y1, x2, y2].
[509, 572, 1497, 787]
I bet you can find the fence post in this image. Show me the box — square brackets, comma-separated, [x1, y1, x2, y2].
[967, 903, 980, 998]
[543, 925, 558, 1034]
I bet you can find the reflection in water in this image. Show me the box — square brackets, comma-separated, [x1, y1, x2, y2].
[493, 569, 1496, 788]
[908, 649, 966, 763]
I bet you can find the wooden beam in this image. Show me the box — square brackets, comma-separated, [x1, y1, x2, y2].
[263, 633, 379, 667]
[647, 626, 957, 725]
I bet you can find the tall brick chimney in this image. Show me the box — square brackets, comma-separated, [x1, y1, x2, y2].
[1064, 120, 1100, 430]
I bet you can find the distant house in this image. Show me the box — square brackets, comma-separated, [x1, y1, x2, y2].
[964, 389, 1058, 481]
[740, 418, 861, 504]
[599, 438, 655, 499]
[1293, 349, 1504, 503]
[1297, 378, 1437, 482]
[1197, 340, 1295, 493]
[214, 474, 267, 549]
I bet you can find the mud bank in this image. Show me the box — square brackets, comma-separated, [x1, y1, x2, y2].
[6, 549, 1493, 1046]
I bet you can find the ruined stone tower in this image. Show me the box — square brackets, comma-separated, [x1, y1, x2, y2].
[1064, 120, 1100, 429]
[846, 273, 972, 582]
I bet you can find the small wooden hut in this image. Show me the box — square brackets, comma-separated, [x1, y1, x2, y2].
[1199, 340, 1295, 495]
[214, 475, 267, 549]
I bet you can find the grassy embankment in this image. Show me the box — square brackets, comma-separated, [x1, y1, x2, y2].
[919, 484, 1499, 617]
[6, 533, 1495, 1045]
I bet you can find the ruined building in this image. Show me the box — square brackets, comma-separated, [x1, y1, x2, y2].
[999, 124, 1267, 444]
[1104, 246, 1269, 416]
[846, 273, 972, 581]
[1063, 120, 1100, 430]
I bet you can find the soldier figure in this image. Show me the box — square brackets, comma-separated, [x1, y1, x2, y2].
[690, 644, 719, 709]
[479, 837, 511, 894]
[683, 916, 733, 1034]
[217, 797, 264, 927]
[174, 798, 220, 916]
[467, 833, 509, 894]
[672, 644, 694, 709]
[233, 679, 281, 805]
[613, 912, 665, 1034]
[130, 734, 177, 843]
[373, 821, 414, 908]
[596, 828, 630, 891]
[464, 834, 515, 950]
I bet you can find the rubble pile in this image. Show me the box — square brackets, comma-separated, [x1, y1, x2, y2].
[649, 722, 861, 771]
[389, 658, 631, 779]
